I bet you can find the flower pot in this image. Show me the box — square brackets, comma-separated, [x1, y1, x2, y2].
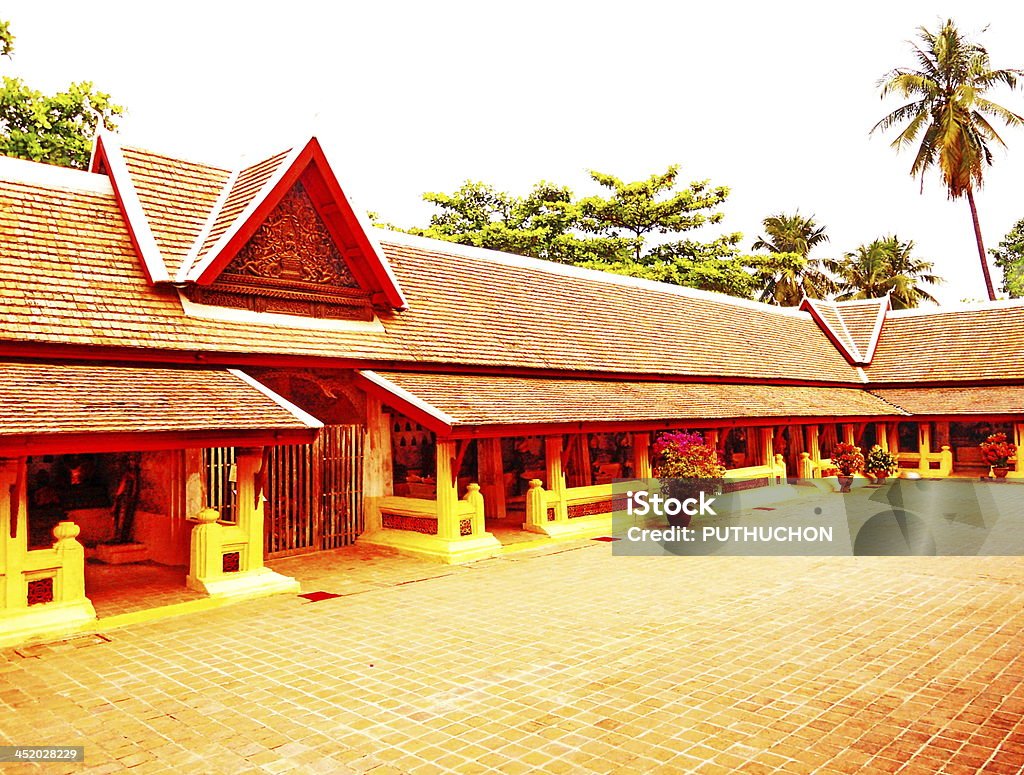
[666, 514, 692, 528]
[870, 472, 888, 485]
[993, 467, 1009, 479]
[837, 475, 854, 493]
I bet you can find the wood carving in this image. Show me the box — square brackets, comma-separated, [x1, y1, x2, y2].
[186, 182, 374, 320]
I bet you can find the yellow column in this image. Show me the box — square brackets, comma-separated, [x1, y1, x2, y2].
[435, 439, 461, 540]
[760, 427, 775, 467]
[363, 398, 393, 533]
[235, 448, 265, 571]
[842, 424, 856, 446]
[477, 437, 506, 519]
[918, 423, 931, 473]
[876, 423, 889, 452]
[186, 507, 223, 591]
[804, 425, 821, 465]
[545, 436, 568, 523]
[631, 433, 652, 480]
[0, 457, 27, 611]
[888, 425, 901, 455]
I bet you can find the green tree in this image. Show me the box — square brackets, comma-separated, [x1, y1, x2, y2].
[873, 19, 1024, 301]
[399, 165, 764, 297]
[750, 212, 835, 305]
[829, 236, 941, 309]
[990, 217, 1024, 297]
[0, 19, 123, 169]
[407, 180, 627, 264]
[577, 166, 729, 262]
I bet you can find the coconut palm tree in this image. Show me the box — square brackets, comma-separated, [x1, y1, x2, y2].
[873, 19, 1024, 301]
[751, 211, 834, 305]
[830, 236, 941, 309]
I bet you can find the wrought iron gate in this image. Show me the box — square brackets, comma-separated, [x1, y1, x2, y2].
[203, 424, 364, 559]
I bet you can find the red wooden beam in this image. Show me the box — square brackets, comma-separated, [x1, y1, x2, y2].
[0, 428, 319, 458]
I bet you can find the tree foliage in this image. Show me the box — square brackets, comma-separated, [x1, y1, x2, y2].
[750, 212, 835, 305]
[828, 235, 940, 309]
[873, 19, 1024, 300]
[991, 218, 1024, 298]
[0, 20, 123, 169]
[395, 165, 771, 298]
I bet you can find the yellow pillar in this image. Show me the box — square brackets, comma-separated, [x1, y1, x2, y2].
[363, 398, 393, 533]
[0, 458, 27, 611]
[631, 433, 652, 480]
[186, 507, 223, 591]
[888, 425, 900, 456]
[876, 423, 888, 452]
[545, 436, 568, 523]
[918, 423, 932, 473]
[804, 425, 821, 464]
[760, 427, 774, 467]
[477, 437, 506, 519]
[435, 439, 461, 540]
[842, 424, 856, 446]
[187, 447, 298, 599]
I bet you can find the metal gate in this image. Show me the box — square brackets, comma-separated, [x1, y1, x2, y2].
[203, 425, 364, 559]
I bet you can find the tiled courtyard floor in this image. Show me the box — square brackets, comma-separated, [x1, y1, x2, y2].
[2, 509, 1024, 773]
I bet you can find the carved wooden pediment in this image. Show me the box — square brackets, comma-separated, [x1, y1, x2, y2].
[187, 182, 374, 320]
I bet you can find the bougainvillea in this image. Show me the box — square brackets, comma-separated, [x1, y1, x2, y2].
[653, 431, 726, 478]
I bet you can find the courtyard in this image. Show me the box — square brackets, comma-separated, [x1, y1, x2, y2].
[2, 489, 1024, 774]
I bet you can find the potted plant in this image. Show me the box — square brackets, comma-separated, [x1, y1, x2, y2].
[830, 442, 864, 493]
[653, 431, 725, 527]
[865, 445, 898, 484]
[980, 433, 1017, 479]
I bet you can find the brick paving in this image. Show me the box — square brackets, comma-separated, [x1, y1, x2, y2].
[2, 524, 1024, 773]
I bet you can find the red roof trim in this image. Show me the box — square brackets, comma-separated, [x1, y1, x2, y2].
[186, 138, 407, 309]
[0, 427, 318, 457]
[353, 371, 455, 435]
[91, 134, 171, 284]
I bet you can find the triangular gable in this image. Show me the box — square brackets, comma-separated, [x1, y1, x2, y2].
[800, 296, 890, 366]
[90, 132, 171, 284]
[181, 137, 406, 310]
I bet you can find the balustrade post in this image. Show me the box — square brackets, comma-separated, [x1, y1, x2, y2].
[524, 479, 548, 533]
[463, 483, 485, 536]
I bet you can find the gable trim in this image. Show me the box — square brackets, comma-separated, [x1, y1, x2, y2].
[91, 133, 171, 284]
[860, 296, 891, 363]
[800, 298, 864, 365]
[181, 137, 407, 310]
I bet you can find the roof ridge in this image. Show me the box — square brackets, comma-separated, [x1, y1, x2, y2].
[888, 298, 1024, 316]
[175, 165, 242, 282]
[0, 154, 112, 194]
[375, 229, 811, 318]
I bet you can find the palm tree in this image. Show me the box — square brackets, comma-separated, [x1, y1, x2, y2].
[829, 236, 941, 309]
[873, 19, 1024, 301]
[751, 211, 835, 305]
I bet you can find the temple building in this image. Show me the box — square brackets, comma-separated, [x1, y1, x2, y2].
[1, 134, 1022, 645]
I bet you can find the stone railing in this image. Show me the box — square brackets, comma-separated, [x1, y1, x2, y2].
[376, 484, 485, 539]
[898, 446, 953, 477]
[723, 454, 787, 489]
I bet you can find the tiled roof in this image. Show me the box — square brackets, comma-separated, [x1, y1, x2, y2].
[0, 167, 861, 383]
[800, 297, 888, 364]
[870, 386, 1024, 415]
[866, 304, 1024, 383]
[376, 237, 862, 382]
[186, 149, 292, 277]
[0, 178, 406, 360]
[0, 362, 320, 437]
[119, 146, 231, 278]
[360, 370, 905, 431]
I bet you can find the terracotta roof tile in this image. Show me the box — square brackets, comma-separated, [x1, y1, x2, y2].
[188, 149, 292, 272]
[0, 361, 317, 436]
[377, 238, 862, 382]
[867, 304, 1024, 383]
[870, 386, 1024, 415]
[833, 299, 888, 359]
[366, 371, 905, 428]
[120, 146, 231, 278]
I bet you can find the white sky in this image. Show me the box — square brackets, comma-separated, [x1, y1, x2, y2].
[5, 1, 1024, 304]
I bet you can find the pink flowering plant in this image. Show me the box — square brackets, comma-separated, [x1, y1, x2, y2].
[980, 433, 1017, 468]
[653, 431, 726, 479]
